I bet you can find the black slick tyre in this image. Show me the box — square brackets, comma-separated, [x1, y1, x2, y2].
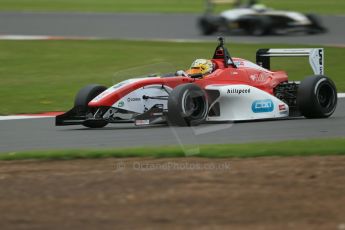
[74, 84, 108, 128]
[168, 84, 208, 126]
[198, 16, 219, 35]
[297, 75, 337, 118]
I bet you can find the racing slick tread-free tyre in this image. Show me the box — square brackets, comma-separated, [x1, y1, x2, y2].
[74, 84, 108, 128]
[168, 84, 208, 126]
[297, 75, 337, 118]
[198, 16, 220, 35]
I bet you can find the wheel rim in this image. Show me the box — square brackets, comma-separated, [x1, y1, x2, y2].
[317, 83, 336, 110]
[182, 90, 207, 119]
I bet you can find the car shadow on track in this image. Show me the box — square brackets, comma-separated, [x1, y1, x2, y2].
[57, 117, 307, 131]
[59, 124, 167, 131]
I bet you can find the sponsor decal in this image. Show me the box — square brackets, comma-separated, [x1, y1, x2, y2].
[252, 99, 274, 113]
[249, 73, 269, 83]
[152, 112, 163, 116]
[249, 74, 260, 82]
[319, 49, 323, 74]
[135, 120, 150, 126]
[279, 104, 286, 111]
[127, 97, 141, 102]
[118, 101, 124, 107]
[227, 88, 251, 94]
[279, 104, 288, 115]
[249, 74, 268, 82]
[234, 61, 244, 67]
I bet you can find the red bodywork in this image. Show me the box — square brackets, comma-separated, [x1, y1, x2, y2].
[88, 57, 288, 108]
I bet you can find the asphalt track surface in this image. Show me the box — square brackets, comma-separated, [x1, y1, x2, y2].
[0, 12, 345, 45]
[0, 99, 344, 153]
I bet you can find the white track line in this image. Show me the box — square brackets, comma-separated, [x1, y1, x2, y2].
[2, 35, 344, 47]
[0, 115, 54, 121]
[0, 35, 98, 40]
[0, 35, 53, 40]
[338, 93, 345, 98]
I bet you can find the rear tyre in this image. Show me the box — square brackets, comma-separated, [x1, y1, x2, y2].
[297, 75, 337, 118]
[198, 16, 220, 35]
[168, 84, 208, 126]
[74, 84, 108, 128]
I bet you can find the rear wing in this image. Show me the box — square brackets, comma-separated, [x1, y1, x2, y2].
[256, 48, 324, 75]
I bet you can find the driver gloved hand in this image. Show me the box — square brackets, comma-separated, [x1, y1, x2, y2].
[175, 70, 189, 77]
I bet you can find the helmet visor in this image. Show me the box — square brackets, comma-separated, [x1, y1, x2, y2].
[187, 67, 203, 75]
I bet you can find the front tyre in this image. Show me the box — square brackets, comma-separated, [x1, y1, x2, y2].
[198, 16, 222, 35]
[297, 75, 337, 118]
[74, 84, 108, 128]
[306, 14, 327, 34]
[168, 84, 208, 126]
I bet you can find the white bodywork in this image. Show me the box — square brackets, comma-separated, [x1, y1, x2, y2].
[111, 84, 170, 114]
[220, 7, 311, 25]
[206, 84, 289, 121]
[91, 78, 171, 115]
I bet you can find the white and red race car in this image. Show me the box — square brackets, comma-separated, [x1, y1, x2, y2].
[56, 37, 337, 128]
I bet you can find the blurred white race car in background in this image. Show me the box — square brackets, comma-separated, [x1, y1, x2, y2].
[199, 0, 327, 35]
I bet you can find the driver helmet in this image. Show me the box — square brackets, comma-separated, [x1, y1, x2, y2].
[188, 59, 214, 75]
[252, 4, 267, 12]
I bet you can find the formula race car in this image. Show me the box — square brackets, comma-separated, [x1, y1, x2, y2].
[198, 0, 326, 35]
[56, 37, 337, 128]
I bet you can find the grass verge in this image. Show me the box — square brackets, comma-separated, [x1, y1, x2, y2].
[1, 138, 344, 161]
[0, 0, 343, 14]
[0, 40, 344, 115]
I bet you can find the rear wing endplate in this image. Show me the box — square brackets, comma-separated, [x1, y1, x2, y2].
[256, 48, 324, 75]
